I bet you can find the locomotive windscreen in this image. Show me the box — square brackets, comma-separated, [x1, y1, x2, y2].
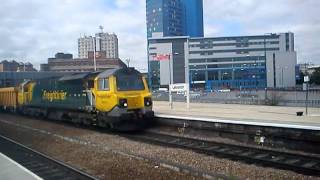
[116, 73, 145, 91]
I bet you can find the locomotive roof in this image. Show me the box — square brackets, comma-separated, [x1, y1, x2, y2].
[59, 71, 101, 81]
[96, 68, 140, 79]
[58, 68, 139, 81]
[96, 68, 119, 79]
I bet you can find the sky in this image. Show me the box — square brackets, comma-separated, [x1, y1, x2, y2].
[0, 0, 319, 71]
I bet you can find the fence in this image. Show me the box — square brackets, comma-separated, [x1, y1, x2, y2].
[152, 89, 320, 108]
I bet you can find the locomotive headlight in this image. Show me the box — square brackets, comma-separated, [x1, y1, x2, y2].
[119, 99, 128, 108]
[144, 97, 152, 107]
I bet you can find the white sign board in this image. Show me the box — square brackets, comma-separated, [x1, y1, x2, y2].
[170, 83, 187, 92]
[304, 76, 310, 82]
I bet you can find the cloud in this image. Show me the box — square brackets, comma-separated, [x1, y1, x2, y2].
[0, 0, 147, 70]
[0, 0, 319, 71]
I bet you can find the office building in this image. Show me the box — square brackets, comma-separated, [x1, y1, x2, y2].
[148, 32, 297, 90]
[146, 0, 204, 38]
[183, 0, 204, 37]
[78, 32, 119, 59]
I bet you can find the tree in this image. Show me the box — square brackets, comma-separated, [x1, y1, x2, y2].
[310, 67, 320, 85]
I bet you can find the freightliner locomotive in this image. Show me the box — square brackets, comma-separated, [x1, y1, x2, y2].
[0, 68, 154, 130]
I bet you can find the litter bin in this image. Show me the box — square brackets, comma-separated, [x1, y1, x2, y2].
[296, 112, 303, 116]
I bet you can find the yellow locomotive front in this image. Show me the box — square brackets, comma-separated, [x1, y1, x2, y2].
[93, 68, 154, 129]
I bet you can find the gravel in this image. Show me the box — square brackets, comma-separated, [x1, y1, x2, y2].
[0, 113, 318, 180]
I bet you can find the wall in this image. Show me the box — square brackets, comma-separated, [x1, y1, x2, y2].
[266, 51, 297, 88]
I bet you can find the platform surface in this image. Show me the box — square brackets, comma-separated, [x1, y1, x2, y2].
[0, 153, 42, 180]
[154, 101, 320, 130]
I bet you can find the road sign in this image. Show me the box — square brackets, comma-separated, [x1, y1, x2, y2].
[304, 76, 309, 82]
[170, 83, 187, 92]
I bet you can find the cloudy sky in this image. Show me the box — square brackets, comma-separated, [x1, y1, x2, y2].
[0, 0, 319, 71]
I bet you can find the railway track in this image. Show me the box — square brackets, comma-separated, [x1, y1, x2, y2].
[126, 132, 320, 176]
[0, 135, 97, 180]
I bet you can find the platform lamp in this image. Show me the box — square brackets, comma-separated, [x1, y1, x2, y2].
[92, 36, 101, 71]
[168, 52, 180, 110]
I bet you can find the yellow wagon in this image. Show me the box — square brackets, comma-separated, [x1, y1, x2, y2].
[0, 87, 18, 111]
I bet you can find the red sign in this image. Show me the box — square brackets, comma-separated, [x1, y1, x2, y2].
[96, 52, 102, 58]
[152, 54, 170, 61]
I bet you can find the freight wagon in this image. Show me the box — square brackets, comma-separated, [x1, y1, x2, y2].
[0, 87, 18, 111]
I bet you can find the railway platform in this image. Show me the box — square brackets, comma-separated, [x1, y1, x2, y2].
[0, 153, 41, 180]
[153, 101, 320, 130]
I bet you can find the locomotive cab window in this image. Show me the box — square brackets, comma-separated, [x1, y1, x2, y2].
[116, 74, 145, 91]
[98, 78, 109, 91]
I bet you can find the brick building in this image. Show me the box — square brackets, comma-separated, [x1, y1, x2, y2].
[41, 53, 126, 72]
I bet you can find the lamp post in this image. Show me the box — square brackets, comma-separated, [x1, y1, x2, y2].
[168, 52, 180, 109]
[169, 54, 173, 109]
[92, 37, 97, 71]
[169, 52, 179, 109]
[147, 40, 152, 89]
[92, 36, 102, 71]
[184, 37, 192, 110]
[185, 38, 190, 110]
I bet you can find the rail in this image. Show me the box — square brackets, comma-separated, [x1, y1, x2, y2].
[125, 132, 320, 176]
[0, 135, 97, 180]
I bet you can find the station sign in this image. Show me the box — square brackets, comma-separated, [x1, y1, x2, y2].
[304, 76, 310, 82]
[170, 83, 187, 92]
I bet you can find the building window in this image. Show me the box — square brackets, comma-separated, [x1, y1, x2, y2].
[285, 33, 290, 51]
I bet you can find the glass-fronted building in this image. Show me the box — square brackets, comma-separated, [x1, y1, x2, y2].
[182, 0, 204, 37]
[146, 0, 204, 38]
[148, 32, 297, 90]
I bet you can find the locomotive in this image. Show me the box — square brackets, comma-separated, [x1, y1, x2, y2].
[0, 68, 154, 130]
